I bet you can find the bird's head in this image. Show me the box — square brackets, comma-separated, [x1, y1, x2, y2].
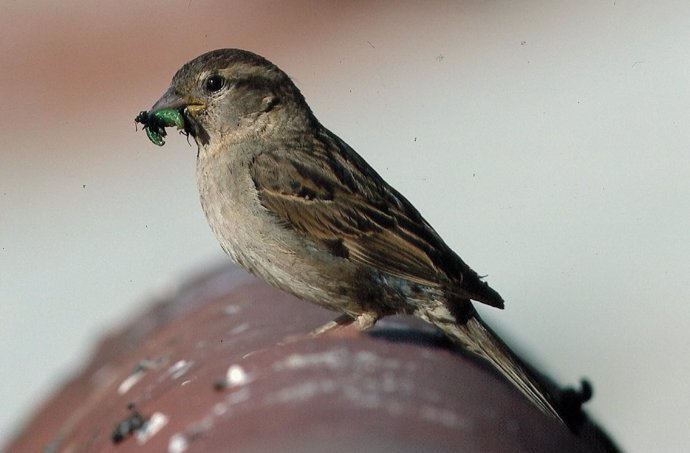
[138, 49, 312, 148]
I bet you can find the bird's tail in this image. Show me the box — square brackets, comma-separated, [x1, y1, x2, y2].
[423, 305, 563, 422]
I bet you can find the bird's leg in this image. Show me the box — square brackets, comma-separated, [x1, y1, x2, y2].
[310, 313, 355, 336]
[310, 312, 380, 337]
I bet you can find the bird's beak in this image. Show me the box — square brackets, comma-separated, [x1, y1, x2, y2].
[149, 87, 209, 145]
[151, 87, 206, 116]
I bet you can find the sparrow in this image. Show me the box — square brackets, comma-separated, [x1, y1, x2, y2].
[137, 48, 563, 422]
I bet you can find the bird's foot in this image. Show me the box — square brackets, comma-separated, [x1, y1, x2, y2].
[355, 312, 378, 330]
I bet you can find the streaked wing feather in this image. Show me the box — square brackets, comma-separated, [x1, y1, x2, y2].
[250, 136, 445, 289]
[249, 128, 504, 308]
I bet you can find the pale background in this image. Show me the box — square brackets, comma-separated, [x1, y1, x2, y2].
[1, 1, 689, 451]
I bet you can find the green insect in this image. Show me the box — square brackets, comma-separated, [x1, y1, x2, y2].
[135, 108, 186, 146]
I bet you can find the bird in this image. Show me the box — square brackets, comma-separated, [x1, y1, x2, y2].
[138, 48, 563, 422]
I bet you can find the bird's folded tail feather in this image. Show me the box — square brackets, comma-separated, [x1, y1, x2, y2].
[422, 306, 563, 423]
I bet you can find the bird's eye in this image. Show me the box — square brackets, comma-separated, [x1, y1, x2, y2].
[204, 75, 226, 93]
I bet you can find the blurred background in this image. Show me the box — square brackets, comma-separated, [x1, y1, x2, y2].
[1, 1, 688, 451]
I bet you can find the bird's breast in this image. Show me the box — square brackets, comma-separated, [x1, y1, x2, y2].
[196, 146, 272, 267]
[195, 145, 340, 302]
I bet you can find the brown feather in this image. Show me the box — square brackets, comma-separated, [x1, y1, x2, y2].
[250, 127, 504, 308]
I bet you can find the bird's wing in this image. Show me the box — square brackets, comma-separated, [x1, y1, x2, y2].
[249, 129, 504, 308]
